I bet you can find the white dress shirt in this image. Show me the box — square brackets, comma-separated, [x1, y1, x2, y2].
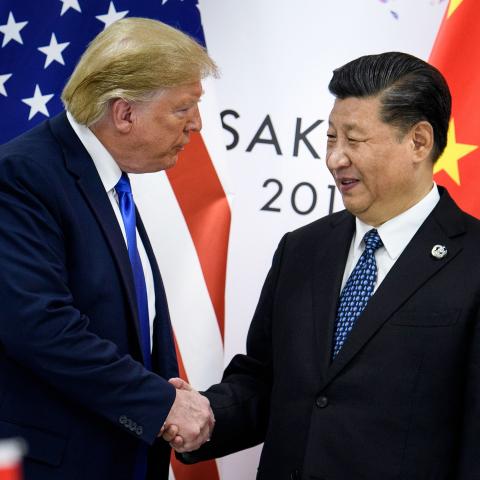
[340, 184, 441, 293]
[67, 112, 156, 348]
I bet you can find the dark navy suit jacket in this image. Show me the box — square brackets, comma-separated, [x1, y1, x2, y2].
[0, 113, 178, 479]
[184, 188, 480, 480]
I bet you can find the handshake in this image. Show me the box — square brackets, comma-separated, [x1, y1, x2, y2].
[159, 378, 215, 453]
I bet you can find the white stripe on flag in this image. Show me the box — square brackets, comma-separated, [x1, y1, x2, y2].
[132, 172, 224, 390]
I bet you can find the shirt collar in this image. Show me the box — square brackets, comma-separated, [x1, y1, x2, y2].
[354, 183, 440, 259]
[66, 111, 122, 193]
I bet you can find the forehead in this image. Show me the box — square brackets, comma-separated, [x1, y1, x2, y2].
[328, 96, 383, 131]
[142, 81, 203, 108]
[161, 81, 203, 103]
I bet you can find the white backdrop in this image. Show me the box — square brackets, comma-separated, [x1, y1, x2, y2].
[137, 1, 449, 478]
[200, 1, 447, 478]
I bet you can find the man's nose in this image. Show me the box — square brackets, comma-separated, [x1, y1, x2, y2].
[326, 143, 350, 170]
[187, 105, 202, 132]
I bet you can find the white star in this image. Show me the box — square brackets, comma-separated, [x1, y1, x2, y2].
[60, 0, 82, 16]
[21, 85, 54, 120]
[0, 12, 28, 48]
[96, 2, 129, 29]
[0, 73, 12, 96]
[38, 33, 70, 68]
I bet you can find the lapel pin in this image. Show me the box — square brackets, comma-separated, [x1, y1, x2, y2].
[431, 244, 447, 260]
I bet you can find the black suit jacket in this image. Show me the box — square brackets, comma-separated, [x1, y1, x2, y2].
[185, 188, 480, 480]
[0, 113, 177, 479]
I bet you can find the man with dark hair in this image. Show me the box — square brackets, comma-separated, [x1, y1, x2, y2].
[168, 52, 480, 479]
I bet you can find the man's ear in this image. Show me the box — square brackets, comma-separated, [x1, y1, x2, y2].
[410, 121, 434, 163]
[110, 98, 134, 133]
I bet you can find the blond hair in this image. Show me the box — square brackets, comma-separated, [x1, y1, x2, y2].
[62, 17, 218, 126]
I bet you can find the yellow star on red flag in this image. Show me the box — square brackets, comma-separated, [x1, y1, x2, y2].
[447, 0, 464, 18]
[434, 118, 478, 185]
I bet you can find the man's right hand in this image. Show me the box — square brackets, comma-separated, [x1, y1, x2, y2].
[160, 378, 214, 452]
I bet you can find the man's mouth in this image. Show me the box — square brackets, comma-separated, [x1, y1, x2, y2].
[337, 178, 360, 192]
[175, 144, 187, 152]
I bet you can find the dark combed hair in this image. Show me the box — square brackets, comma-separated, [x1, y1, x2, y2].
[328, 52, 451, 162]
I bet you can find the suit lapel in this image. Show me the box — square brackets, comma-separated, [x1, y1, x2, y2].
[136, 213, 178, 378]
[324, 189, 465, 386]
[48, 113, 145, 362]
[311, 212, 355, 383]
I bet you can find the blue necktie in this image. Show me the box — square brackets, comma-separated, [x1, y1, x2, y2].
[115, 173, 151, 480]
[332, 229, 383, 358]
[115, 173, 151, 370]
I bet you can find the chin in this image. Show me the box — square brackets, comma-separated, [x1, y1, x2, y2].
[343, 201, 365, 218]
[146, 155, 178, 173]
[164, 156, 178, 170]
[342, 198, 357, 212]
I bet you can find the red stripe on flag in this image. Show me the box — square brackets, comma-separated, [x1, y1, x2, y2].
[170, 336, 220, 480]
[167, 132, 231, 340]
[0, 466, 22, 480]
[171, 455, 220, 480]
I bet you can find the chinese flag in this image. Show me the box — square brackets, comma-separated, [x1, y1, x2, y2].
[430, 0, 480, 218]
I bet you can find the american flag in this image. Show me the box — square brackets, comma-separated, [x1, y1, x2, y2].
[0, 1, 230, 479]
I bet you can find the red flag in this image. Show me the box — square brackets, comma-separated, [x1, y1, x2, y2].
[430, 0, 480, 217]
[0, 440, 23, 480]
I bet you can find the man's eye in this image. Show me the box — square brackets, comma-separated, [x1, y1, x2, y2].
[176, 104, 194, 114]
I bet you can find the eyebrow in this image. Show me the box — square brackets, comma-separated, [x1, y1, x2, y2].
[344, 122, 364, 132]
[329, 119, 367, 135]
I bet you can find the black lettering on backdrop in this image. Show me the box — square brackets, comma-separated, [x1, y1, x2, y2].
[293, 118, 323, 158]
[260, 179, 282, 212]
[327, 184, 336, 215]
[219, 110, 324, 159]
[261, 180, 338, 216]
[246, 115, 282, 155]
[220, 109, 240, 150]
[291, 182, 317, 215]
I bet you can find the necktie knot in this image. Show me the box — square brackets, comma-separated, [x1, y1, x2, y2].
[115, 172, 132, 194]
[363, 229, 383, 253]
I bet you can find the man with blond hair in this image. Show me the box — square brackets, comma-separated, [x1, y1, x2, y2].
[0, 17, 216, 480]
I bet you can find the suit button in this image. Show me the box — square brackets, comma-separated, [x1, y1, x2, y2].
[119, 415, 127, 425]
[136, 426, 143, 436]
[315, 396, 329, 408]
[290, 469, 300, 480]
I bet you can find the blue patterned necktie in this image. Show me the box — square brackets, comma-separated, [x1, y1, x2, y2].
[332, 228, 383, 359]
[115, 173, 152, 370]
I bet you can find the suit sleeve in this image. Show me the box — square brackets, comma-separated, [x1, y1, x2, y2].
[0, 154, 175, 445]
[180, 233, 288, 463]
